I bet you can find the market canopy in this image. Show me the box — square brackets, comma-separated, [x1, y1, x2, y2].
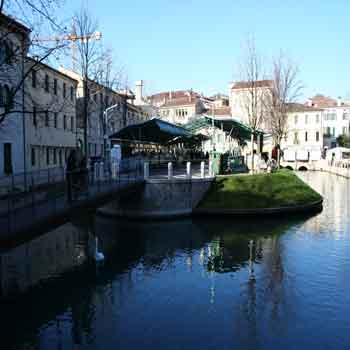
[184, 116, 264, 141]
[109, 118, 200, 145]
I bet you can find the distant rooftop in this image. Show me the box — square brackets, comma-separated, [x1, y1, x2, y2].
[231, 80, 273, 90]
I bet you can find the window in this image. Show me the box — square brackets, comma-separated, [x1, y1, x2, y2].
[59, 149, 62, 165]
[305, 132, 308, 142]
[325, 126, 331, 136]
[32, 70, 37, 88]
[46, 148, 50, 165]
[293, 132, 298, 144]
[70, 86, 74, 101]
[54, 112, 58, 128]
[316, 114, 320, 123]
[31, 147, 35, 167]
[33, 106, 37, 126]
[63, 82, 66, 98]
[343, 112, 350, 120]
[71, 116, 74, 131]
[332, 127, 335, 136]
[4, 85, 11, 110]
[93, 93, 97, 103]
[316, 131, 320, 142]
[100, 94, 103, 105]
[53, 148, 57, 164]
[53, 78, 57, 95]
[325, 113, 336, 121]
[45, 74, 49, 92]
[4, 143, 12, 174]
[305, 115, 308, 124]
[294, 115, 298, 124]
[45, 111, 49, 127]
[63, 115, 67, 130]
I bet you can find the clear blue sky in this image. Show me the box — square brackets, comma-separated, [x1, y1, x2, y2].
[63, 0, 350, 100]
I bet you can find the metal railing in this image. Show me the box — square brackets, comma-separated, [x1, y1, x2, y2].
[0, 159, 144, 236]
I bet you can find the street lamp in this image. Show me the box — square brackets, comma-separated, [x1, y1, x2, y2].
[103, 103, 119, 161]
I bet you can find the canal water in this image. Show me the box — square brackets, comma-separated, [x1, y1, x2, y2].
[1, 172, 350, 349]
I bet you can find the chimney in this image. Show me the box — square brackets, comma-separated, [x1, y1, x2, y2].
[307, 99, 313, 107]
[169, 91, 172, 100]
[337, 96, 342, 107]
[135, 80, 143, 104]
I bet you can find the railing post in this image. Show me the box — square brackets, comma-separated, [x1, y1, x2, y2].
[186, 161, 192, 179]
[168, 162, 173, 180]
[200, 161, 205, 178]
[144, 161, 149, 180]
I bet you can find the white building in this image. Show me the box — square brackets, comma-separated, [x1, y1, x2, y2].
[58, 69, 151, 159]
[282, 104, 324, 160]
[25, 59, 78, 171]
[229, 80, 272, 129]
[0, 13, 31, 177]
[0, 13, 80, 178]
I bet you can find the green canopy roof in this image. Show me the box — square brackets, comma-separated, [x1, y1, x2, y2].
[109, 118, 195, 145]
[184, 116, 263, 140]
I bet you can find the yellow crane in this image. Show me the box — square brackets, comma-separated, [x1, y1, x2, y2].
[32, 18, 102, 71]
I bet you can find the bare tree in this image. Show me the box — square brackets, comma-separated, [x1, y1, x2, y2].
[74, 5, 102, 159]
[265, 52, 303, 166]
[237, 37, 267, 172]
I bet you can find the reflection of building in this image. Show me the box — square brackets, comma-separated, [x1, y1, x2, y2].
[0, 223, 87, 297]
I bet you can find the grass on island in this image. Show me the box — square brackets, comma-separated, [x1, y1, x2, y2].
[198, 170, 322, 210]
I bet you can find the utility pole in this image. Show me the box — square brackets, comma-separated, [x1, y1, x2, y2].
[103, 103, 119, 160]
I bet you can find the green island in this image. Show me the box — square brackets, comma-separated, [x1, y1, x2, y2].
[198, 170, 322, 210]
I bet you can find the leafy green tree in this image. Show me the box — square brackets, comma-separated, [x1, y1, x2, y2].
[336, 134, 350, 148]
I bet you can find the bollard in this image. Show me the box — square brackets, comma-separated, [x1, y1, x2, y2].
[209, 160, 213, 177]
[112, 161, 117, 180]
[200, 161, 205, 178]
[94, 162, 99, 181]
[99, 162, 105, 181]
[144, 162, 149, 180]
[168, 162, 173, 180]
[186, 161, 192, 179]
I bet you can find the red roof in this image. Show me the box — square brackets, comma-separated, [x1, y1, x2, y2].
[306, 94, 338, 108]
[149, 90, 200, 102]
[231, 80, 273, 90]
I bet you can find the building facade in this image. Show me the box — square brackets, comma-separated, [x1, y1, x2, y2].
[0, 13, 31, 177]
[59, 69, 151, 159]
[282, 104, 324, 159]
[25, 59, 78, 171]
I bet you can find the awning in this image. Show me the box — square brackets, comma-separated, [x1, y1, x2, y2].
[184, 116, 264, 140]
[109, 118, 195, 145]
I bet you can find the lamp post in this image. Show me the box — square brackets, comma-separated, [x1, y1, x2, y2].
[103, 103, 119, 161]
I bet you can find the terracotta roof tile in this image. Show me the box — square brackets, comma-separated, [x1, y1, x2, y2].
[231, 80, 273, 90]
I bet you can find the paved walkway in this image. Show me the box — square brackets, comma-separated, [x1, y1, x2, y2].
[0, 163, 210, 241]
[0, 173, 143, 240]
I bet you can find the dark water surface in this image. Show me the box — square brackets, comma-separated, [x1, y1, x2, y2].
[1, 172, 350, 349]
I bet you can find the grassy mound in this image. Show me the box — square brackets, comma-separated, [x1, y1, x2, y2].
[198, 170, 322, 210]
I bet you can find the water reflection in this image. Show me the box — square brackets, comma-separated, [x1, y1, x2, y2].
[1, 172, 350, 349]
